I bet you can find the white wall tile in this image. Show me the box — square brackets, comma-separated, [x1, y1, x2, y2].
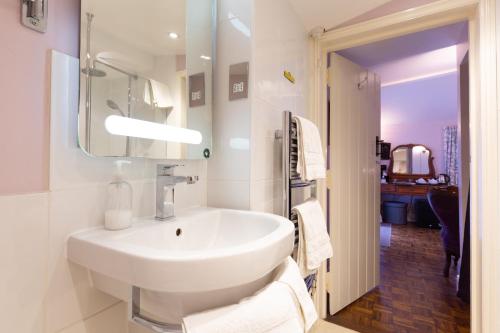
[218, 0, 252, 26]
[45, 186, 120, 332]
[251, 180, 275, 213]
[0, 193, 49, 333]
[57, 302, 127, 333]
[250, 0, 309, 211]
[172, 160, 208, 210]
[207, 180, 251, 209]
[251, 179, 283, 214]
[208, 2, 253, 208]
[251, 98, 283, 183]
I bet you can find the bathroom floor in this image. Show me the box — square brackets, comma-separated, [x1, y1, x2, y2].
[311, 319, 358, 332]
[326, 223, 470, 333]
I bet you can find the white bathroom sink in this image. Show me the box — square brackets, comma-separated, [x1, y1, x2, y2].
[67, 207, 294, 293]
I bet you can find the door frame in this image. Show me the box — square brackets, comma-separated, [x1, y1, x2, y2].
[308, 0, 499, 332]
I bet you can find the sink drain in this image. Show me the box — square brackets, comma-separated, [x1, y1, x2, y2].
[176, 228, 182, 237]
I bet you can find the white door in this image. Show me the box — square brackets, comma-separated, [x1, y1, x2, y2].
[327, 53, 381, 314]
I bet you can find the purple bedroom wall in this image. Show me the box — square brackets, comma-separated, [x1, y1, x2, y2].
[381, 72, 458, 175]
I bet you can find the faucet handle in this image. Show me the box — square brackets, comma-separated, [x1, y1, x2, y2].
[157, 164, 184, 176]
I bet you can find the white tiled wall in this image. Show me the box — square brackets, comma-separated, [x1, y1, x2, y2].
[207, 0, 253, 209]
[0, 193, 48, 333]
[0, 51, 208, 333]
[250, 0, 309, 214]
[46, 185, 121, 332]
[56, 302, 128, 333]
[208, 0, 309, 212]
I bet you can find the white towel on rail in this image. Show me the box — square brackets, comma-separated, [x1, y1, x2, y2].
[182, 257, 317, 333]
[293, 116, 326, 181]
[292, 199, 333, 277]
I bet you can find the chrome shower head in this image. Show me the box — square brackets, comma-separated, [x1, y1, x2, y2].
[82, 12, 106, 78]
[81, 67, 107, 77]
[106, 99, 126, 117]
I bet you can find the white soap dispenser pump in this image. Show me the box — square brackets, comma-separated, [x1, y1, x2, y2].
[105, 160, 133, 230]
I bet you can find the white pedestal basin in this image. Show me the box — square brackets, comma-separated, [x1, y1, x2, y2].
[67, 207, 294, 325]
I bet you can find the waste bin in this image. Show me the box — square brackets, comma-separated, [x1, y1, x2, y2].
[382, 201, 407, 225]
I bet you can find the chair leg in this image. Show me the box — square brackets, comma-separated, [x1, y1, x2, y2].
[443, 252, 451, 277]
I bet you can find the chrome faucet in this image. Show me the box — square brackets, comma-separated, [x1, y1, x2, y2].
[156, 164, 198, 221]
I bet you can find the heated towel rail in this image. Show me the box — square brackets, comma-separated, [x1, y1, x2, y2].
[277, 110, 317, 294]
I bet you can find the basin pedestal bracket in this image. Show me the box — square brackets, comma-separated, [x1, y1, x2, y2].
[131, 286, 183, 333]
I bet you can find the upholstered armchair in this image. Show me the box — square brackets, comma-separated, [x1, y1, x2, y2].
[427, 186, 460, 277]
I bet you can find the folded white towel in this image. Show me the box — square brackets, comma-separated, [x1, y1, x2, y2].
[293, 116, 326, 181]
[292, 199, 333, 277]
[182, 284, 302, 333]
[182, 257, 317, 333]
[275, 257, 318, 331]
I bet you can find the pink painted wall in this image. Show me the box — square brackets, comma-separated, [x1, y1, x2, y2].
[0, 0, 79, 195]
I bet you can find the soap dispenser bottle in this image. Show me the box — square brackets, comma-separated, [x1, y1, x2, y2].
[105, 160, 133, 230]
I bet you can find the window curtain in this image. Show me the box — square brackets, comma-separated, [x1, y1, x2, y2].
[443, 126, 458, 185]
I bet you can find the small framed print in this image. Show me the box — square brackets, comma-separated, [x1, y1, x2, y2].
[189, 72, 206, 107]
[229, 62, 249, 101]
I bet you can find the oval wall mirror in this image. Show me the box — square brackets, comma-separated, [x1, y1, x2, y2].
[388, 144, 436, 180]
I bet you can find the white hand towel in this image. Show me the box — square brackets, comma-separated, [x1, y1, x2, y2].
[293, 116, 326, 181]
[292, 199, 333, 277]
[182, 257, 317, 333]
[275, 257, 318, 331]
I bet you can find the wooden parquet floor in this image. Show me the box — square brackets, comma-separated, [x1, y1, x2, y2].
[327, 223, 470, 333]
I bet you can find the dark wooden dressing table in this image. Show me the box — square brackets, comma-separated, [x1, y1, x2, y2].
[381, 144, 447, 224]
[381, 183, 443, 196]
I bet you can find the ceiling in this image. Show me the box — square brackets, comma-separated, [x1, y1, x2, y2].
[337, 22, 468, 68]
[371, 45, 459, 86]
[288, 0, 393, 31]
[381, 72, 458, 126]
[85, 0, 186, 56]
[336, 22, 468, 85]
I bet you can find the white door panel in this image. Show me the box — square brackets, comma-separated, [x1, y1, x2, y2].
[328, 53, 381, 315]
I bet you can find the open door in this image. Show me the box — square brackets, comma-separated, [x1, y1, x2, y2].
[327, 53, 381, 314]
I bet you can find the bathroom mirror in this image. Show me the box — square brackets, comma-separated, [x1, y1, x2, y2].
[78, 0, 214, 159]
[388, 144, 435, 180]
